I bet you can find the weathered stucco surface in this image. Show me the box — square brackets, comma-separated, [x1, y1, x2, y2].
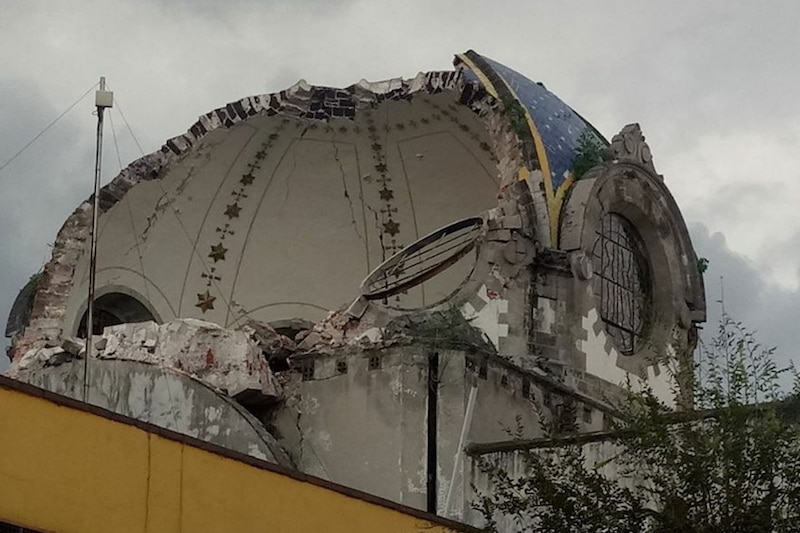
[270, 343, 614, 522]
[3, 51, 706, 532]
[12, 357, 289, 465]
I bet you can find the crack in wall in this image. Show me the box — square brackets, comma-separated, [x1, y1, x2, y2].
[331, 135, 366, 246]
[295, 410, 305, 462]
[141, 192, 174, 242]
[174, 166, 195, 197]
[364, 202, 387, 261]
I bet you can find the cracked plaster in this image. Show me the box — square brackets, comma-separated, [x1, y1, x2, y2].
[2, 51, 708, 531]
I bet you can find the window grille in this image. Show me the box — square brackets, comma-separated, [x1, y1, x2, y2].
[591, 213, 650, 354]
[294, 358, 314, 381]
[368, 354, 381, 371]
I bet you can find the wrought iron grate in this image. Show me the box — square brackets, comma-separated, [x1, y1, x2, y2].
[591, 213, 650, 354]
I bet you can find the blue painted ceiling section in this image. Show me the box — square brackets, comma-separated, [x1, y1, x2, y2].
[460, 67, 479, 85]
[476, 54, 606, 191]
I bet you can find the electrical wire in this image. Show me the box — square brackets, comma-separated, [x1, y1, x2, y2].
[108, 105, 157, 313]
[108, 110, 124, 171]
[103, 83, 145, 158]
[114, 96, 146, 157]
[108, 84, 240, 322]
[106, 87, 180, 430]
[0, 82, 99, 175]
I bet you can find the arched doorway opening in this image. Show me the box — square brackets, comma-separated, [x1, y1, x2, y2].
[77, 292, 157, 338]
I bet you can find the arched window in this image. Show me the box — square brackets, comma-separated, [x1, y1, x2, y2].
[591, 213, 651, 354]
[77, 292, 157, 337]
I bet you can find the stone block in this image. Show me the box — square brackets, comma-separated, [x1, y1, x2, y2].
[92, 319, 282, 401]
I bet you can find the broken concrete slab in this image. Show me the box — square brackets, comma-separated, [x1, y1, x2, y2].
[96, 319, 281, 401]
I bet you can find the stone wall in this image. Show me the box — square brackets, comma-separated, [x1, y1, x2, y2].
[270, 344, 618, 523]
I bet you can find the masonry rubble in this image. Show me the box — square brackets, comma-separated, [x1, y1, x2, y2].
[8, 318, 287, 402]
[6, 305, 450, 400]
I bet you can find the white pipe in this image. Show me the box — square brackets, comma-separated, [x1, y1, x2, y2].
[444, 382, 478, 516]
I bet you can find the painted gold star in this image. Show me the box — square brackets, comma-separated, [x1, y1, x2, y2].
[383, 220, 400, 237]
[375, 162, 388, 173]
[209, 243, 228, 262]
[224, 203, 241, 219]
[240, 173, 255, 186]
[379, 187, 394, 201]
[254, 149, 267, 160]
[196, 291, 216, 313]
[371, 142, 382, 152]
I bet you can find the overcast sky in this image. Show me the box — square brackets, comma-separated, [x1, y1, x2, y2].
[1, 1, 799, 376]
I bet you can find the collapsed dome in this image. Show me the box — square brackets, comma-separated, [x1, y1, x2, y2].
[6, 51, 705, 410]
[26, 51, 601, 338]
[21, 68, 505, 341]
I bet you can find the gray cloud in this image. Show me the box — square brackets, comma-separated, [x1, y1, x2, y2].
[690, 224, 800, 376]
[0, 78, 98, 371]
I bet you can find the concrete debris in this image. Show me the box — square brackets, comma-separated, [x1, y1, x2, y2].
[356, 327, 383, 344]
[297, 331, 323, 351]
[237, 319, 296, 365]
[10, 346, 65, 373]
[295, 309, 401, 353]
[60, 336, 84, 357]
[96, 319, 282, 401]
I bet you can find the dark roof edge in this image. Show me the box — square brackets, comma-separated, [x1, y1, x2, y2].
[478, 351, 624, 418]
[467, 429, 618, 456]
[0, 375, 479, 533]
[467, 397, 800, 456]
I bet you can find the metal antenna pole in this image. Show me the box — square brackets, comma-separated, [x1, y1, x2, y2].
[83, 77, 113, 402]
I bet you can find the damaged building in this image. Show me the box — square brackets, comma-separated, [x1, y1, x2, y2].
[4, 50, 705, 530]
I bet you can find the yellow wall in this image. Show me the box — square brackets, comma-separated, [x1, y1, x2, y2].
[0, 380, 466, 533]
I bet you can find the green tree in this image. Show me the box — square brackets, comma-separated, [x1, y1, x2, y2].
[572, 129, 604, 179]
[475, 315, 800, 532]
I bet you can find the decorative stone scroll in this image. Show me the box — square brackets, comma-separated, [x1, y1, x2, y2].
[606, 123, 658, 176]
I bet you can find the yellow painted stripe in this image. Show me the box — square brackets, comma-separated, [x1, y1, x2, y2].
[492, 80, 557, 245]
[455, 54, 499, 99]
[460, 53, 574, 246]
[552, 175, 575, 244]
